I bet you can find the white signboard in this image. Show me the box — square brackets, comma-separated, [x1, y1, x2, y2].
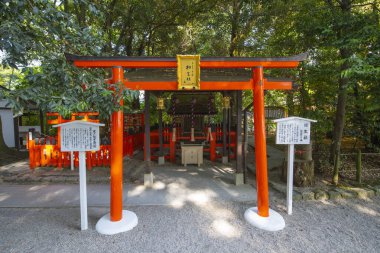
[61, 124, 100, 152]
[53, 121, 104, 152]
[273, 117, 316, 215]
[276, 120, 311, 145]
[53, 120, 104, 231]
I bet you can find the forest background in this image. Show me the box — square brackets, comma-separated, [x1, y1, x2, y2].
[1, 0, 379, 183]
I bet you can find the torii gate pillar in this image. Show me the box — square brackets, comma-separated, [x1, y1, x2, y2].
[244, 66, 285, 231]
[95, 67, 138, 235]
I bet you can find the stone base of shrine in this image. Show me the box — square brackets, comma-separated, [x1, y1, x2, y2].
[235, 173, 244, 185]
[144, 172, 154, 187]
[158, 156, 165, 165]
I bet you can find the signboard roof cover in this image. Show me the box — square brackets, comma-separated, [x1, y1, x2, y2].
[53, 120, 105, 128]
[273, 116, 317, 123]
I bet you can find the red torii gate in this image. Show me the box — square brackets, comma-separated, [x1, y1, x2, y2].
[65, 53, 307, 233]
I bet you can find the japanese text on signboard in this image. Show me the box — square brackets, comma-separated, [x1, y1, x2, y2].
[61, 125, 100, 152]
[276, 120, 311, 145]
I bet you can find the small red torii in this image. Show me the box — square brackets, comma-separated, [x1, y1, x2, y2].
[65, 52, 307, 233]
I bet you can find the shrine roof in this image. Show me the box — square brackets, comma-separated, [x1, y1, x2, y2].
[65, 53, 308, 63]
[65, 53, 307, 69]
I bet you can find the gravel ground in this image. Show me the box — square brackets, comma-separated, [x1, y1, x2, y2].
[1, 196, 379, 253]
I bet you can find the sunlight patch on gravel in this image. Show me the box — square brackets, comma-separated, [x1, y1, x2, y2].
[152, 181, 166, 190]
[354, 205, 379, 217]
[211, 219, 242, 238]
[0, 193, 10, 202]
[28, 185, 47, 191]
[128, 185, 146, 197]
[187, 190, 217, 205]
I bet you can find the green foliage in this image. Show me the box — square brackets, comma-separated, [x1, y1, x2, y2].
[1, 0, 380, 151]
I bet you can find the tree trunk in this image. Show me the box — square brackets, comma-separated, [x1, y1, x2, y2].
[353, 82, 368, 143]
[63, 0, 69, 12]
[137, 35, 145, 56]
[282, 159, 315, 187]
[299, 65, 308, 116]
[229, 0, 241, 57]
[329, 0, 352, 185]
[125, 29, 134, 56]
[286, 91, 294, 116]
[101, 0, 118, 53]
[331, 50, 351, 185]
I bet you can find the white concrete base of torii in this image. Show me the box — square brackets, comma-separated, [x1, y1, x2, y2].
[244, 207, 285, 232]
[96, 210, 138, 235]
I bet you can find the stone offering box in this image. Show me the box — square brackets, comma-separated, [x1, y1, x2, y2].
[181, 143, 204, 167]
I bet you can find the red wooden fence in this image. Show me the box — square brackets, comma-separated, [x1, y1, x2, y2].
[28, 112, 144, 170]
[27, 136, 111, 170]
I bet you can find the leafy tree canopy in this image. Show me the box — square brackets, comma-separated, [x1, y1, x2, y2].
[1, 0, 379, 158]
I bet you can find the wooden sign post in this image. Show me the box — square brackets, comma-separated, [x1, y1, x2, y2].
[53, 121, 104, 230]
[273, 117, 316, 215]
